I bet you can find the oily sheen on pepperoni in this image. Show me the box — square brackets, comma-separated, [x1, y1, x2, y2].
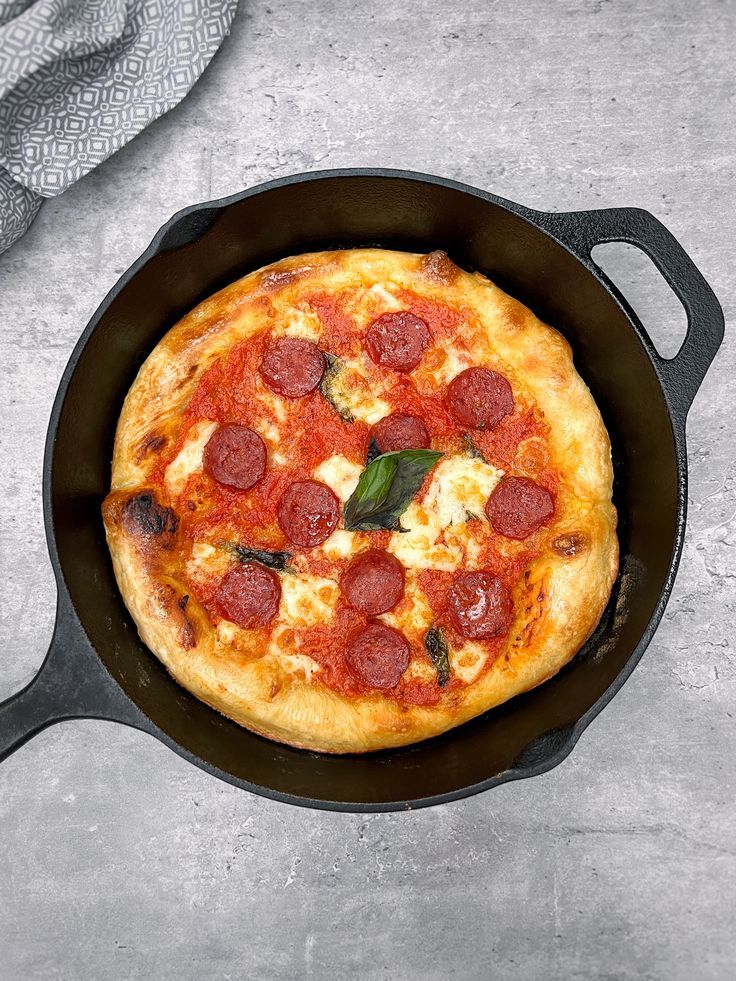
[259, 336, 325, 398]
[345, 623, 411, 690]
[340, 550, 405, 615]
[371, 413, 430, 453]
[215, 563, 281, 628]
[203, 425, 267, 490]
[486, 476, 555, 539]
[277, 479, 340, 547]
[447, 367, 514, 429]
[447, 571, 512, 640]
[365, 311, 431, 372]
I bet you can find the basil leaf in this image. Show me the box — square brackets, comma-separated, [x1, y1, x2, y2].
[343, 448, 443, 531]
[425, 626, 451, 687]
[344, 453, 399, 529]
[366, 438, 382, 465]
[230, 544, 292, 572]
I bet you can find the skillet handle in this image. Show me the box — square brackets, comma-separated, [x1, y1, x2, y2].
[0, 589, 148, 763]
[534, 207, 724, 422]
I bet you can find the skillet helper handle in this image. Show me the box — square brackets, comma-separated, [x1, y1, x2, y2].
[0, 591, 147, 763]
[0, 676, 60, 763]
[538, 207, 724, 422]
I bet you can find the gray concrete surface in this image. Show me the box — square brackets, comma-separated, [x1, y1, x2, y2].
[1, 0, 734, 978]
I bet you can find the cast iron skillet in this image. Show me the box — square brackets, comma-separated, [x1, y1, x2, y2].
[0, 170, 724, 811]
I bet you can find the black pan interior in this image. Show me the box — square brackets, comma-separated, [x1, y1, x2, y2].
[48, 175, 679, 807]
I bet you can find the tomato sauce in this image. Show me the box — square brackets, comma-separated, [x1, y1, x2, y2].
[290, 604, 367, 696]
[187, 337, 266, 426]
[383, 377, 456, 436]
[304, 290, 358, 356]
[394, 289, 468, 342]
[473, 408, 539, 469]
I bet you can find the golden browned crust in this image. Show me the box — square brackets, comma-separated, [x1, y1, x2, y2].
[102, 248, 618, 753]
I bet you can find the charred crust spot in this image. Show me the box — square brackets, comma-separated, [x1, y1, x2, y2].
[122, 493, 179, 538]
[156, 584, 196, 650]
[136, 433, 166, 461]
[420, 250, 461, 284]
[552, 533, 588, 557]
[180, 618, 197, 651]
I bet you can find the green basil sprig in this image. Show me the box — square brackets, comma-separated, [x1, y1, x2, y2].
[319, 353, 355, 423]
[343, 448, 443, 532]
[230, 544, 292, 572]
[425, 626, 451, 687]
[365, 438, 382, 465]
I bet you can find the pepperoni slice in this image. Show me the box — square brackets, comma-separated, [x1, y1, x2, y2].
[371, 413, 430, 454]
[215, 563, 281, 628]
[259, 336, 325, 398]
[447, 571, 512, 640]
[446, 367, 514, 429]
[340, 550, 405, 615]
[486, 476, 555, 539]
[203, 425, 267, 490]
[345, 622, 411, 689]
[277, 480, 340, 547]
[365, 311, 431, 372]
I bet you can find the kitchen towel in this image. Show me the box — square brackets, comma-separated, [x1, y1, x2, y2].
[0, 0, 239, 254]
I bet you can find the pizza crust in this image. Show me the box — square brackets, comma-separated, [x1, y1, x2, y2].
[102, 249, 618, 753]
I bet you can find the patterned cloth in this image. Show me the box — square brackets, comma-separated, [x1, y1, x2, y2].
[0, 0, 238, 253]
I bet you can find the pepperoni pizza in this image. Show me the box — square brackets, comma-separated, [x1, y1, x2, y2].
[102, 249, 618, 753]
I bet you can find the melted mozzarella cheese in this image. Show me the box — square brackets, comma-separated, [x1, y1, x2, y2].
[323, 357, 390, 424]
[424, 455, 504, 526]
[164, 420, 218, 496]
[278, 573, 338, 627]
[266, 625, 322, 680]
[320, 528, 357, 559]
[389, 455, 503, 571]
[252, 415, 287, 466]
[262, 393, 289, 423]
[313, 454, 362, 502]
[216, 620, 243, 647]
[427, 346, 472, 387]
[367, 283, 402, 311]
[280, 306, 323, 341]
[388, 501, 463, 571]
[380, 576, 438, 684]
[380, 573, 433, 636]
[186, 541, 232, 585]
[390, 454, 504, 570]
[269, 644, 322, 682]
[463, 535, 484, 570]
[414, 346, 472, 398]
[402, 658, 437, 684]
[449, 641, 488, 684]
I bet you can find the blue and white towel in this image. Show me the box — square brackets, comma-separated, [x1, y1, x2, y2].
[0, 0, 239, 253]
